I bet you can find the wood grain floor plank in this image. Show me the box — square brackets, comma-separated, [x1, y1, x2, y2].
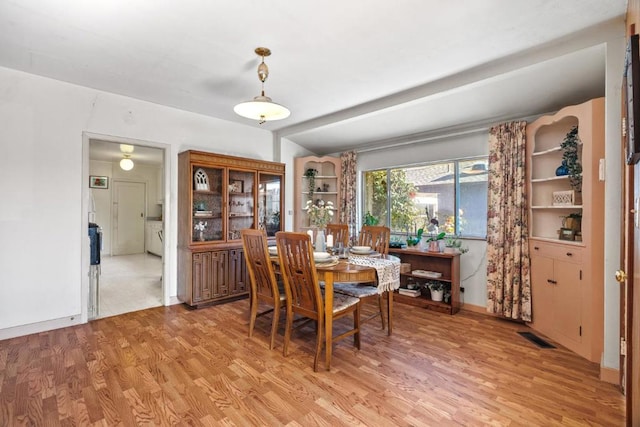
[0, 302, 626, 426]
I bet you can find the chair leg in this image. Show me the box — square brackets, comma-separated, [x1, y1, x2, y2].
[283, 306, 293, 357]
[377, 294, 386, 330]
[270, 302, 280, 350]
[248, 294, 258, 338]
[314, 319, 324, 372]
[354, 304, 361, 350]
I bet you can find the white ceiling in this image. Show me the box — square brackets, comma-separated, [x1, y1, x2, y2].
[0, 0, 626, 159]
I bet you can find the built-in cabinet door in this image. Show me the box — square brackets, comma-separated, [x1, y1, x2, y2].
[553, 260, 582, 347]
[530, 253, 582, 350]
[193, 252, 212, 302]
[530, 255, 555, 334]
[229, 249, 247, 295]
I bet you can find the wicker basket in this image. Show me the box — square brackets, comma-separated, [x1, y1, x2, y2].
[552, 190, 581, 206]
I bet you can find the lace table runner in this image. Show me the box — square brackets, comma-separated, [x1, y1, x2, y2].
[348, 256, 400, 293]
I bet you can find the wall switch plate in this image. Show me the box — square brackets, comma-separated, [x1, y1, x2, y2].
[598, 159, 605, 181]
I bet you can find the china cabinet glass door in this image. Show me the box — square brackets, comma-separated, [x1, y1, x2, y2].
[258, 173, 283, 237]
[192, 166, 224, 242]
[228, 169, 255, 240]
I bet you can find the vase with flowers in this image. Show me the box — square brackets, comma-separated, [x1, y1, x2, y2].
[194, 221, 207, 242]
[304, 199, 334, 251]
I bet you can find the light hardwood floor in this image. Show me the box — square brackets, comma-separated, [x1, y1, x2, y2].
[0, 300, 625, 426]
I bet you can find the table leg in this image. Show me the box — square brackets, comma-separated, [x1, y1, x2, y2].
[387, 288, 393, 335]
[324, 271, 334, 370]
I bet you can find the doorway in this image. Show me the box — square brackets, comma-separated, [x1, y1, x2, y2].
[87, 137, 166, 319]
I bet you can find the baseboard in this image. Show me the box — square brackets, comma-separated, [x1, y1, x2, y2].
[460, 302, 490, 314]
[600, 366, 619, 384]
[0, 314, 83, 341]
[169, 296, 182, 306]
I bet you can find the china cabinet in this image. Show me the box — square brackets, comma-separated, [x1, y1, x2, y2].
[294, 155, 341, 231]
[526, 97, 604, 362]
[178, 150, 285, 307]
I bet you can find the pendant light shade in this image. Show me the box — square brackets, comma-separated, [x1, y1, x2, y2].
[234, 47, 290, 124]
[234, 96, 290, 121]
[120, 156, 134, 171]
[119, 144, 134, 170]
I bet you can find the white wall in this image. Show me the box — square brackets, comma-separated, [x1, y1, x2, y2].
[0, 66, 288, 338]
[280, 137, 315, 231]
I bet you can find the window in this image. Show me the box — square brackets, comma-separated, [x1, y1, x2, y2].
[362, 157, 488, 239]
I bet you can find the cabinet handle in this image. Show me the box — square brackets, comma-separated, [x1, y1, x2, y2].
[566, 252, 572, 257]
[534, 246, 539, 250]
[547, 279, 557, 284]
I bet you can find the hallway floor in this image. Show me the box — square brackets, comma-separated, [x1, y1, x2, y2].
[98, 252, 163, 318]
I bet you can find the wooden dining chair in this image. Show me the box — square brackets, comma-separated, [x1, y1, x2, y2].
[358, 225, 391, 255]
[275, 231, 360, 371]
[241, 229, 286, 350]
[326, 223, 349, 247]
[332, 225, 391, 331]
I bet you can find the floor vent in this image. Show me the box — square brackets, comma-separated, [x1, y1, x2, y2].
[518, 331, 556, 349]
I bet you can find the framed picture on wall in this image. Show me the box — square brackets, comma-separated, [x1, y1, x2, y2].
[624, 33, 640, 165]
[89, 175, 109, 189]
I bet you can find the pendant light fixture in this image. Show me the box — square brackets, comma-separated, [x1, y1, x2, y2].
[119, 144, 135, 171]
[234, 47, 290, 124]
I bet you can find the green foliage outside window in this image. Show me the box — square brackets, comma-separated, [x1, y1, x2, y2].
[364, 170, 419, 232]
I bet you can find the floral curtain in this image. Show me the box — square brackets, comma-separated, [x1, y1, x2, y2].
[486, 121, 531, 321]
[340, 151, 357, 242]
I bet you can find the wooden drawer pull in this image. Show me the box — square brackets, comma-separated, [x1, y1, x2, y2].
[566, 252, 573, 256]
[547, 279, 557, 284]
[534, 246, 539, 250]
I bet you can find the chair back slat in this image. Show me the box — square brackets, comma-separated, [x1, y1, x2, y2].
[276, 231, 324, 322]
[358, 226, 390, 255]
[241, 229, 279, 301]
[326, 224, 349, 247]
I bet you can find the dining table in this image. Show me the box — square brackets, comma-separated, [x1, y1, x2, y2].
[315, 254, 400, 370]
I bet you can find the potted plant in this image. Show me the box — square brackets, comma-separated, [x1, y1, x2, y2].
[428, 281, 445, 302]
[563, 212, 582, 232]
[304, 168, 318, 200]
[266, 211, 280, 236]
[560, 126, 582, 191]
[406, 227, 424, 247]
[426, 231, 446, 252]
[363, 211, 379, 226]
[444, 235, 462, 253]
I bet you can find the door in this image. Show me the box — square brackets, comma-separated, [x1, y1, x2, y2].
[112, 181, 146, 255]
[624, 162, 640, 425]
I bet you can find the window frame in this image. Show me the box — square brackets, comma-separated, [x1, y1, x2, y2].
[360, 156, 488, 240]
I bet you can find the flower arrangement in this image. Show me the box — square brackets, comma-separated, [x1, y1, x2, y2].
[304, 199, 334, 229]
[194, 221, 207, 241]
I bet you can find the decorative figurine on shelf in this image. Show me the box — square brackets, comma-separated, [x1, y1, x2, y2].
[322, 183, 330, 192]
[555, 160, 569, 176]
[194, 221, 207, 242]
